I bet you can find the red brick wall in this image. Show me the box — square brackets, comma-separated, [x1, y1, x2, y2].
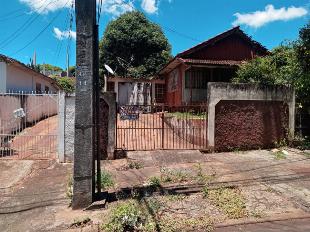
[214, 100, 289, 151]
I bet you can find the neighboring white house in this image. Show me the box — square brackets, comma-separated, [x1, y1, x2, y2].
[0, 54, 60, 93]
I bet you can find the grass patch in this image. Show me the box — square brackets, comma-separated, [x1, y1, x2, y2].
[160, 168, 190, 183]
[147, 166, 216, 188]
[148, 176, 161, 188]
[159, 216, 213, 232]
[165, 194, 186, 202]
[273, 151, 287, 160]
[194, 163, 216, 184]
[206, 187, 247, 219]
[102, 200, 156, 232]
[166, 111, 207, 120]
[96, 171, 115, 190]
[128, 161, 144, 170]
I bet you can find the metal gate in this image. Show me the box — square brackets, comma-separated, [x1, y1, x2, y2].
[116, 105, 208, 151]
[0, 93, 59, 159]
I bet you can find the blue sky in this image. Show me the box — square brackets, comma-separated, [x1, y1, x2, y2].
[0, 0, 309, 70]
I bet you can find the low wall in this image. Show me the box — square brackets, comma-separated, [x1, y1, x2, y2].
[58, 92, 116, 162]
[215, 100, 289, 151]
[207, 83, 295, 152]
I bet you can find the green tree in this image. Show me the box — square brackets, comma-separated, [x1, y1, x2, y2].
[296, 21, 310, 72]
[38, 64, 63, 73]
[99, 11, 172, 78]
[234, 22, 310, 106]
[69, 66, 76, 77]
[53, 77, 75, 93]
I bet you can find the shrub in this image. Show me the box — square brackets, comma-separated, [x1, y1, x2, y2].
[103, 201, 150, 232]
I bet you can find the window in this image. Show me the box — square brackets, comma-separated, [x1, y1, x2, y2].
[155, 83, 165, 103]
[213, 68, 236, 82]
[45, 86, 50, 93]
[185, 68, 211, 89]
[36, 83, 42, 93]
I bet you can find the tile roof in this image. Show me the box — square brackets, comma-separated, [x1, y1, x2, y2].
[176, 26, 268, 58]
[181, 58, 243, 66]
[0, 54, 61, 90]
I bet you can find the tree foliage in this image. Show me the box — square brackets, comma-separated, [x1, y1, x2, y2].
[99, 11, 172, 78]
[53, 77, 76, 93]
[234, 21, 310, 106]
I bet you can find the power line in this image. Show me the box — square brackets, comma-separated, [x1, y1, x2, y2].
[0, 0, 61, 50]
[0, 8, 25, 18]
[54, 6, 71, 65]
[0, 13, 26, 23]
[11, 1, 69, 56]
[104, 0, 203, 43]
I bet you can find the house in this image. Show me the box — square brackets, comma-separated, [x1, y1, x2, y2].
[158, 26, 269, 105]
[0, 54, 60, 93]
[107, 76, 165, 105]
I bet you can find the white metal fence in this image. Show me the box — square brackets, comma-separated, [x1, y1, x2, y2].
[0, 92, 59, 159]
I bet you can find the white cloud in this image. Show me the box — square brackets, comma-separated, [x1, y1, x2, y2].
[141, 0, 158, 14]
[233, 4, 308, 28]
[20, 0, 171, 16]
[53, 27, 76, 40]
[20, 0, 70, 14]
[101, 0, 134, 16]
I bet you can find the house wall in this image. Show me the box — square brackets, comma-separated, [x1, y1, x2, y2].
[0, 94, 58, 135]
[6, 64, 57, 93]
[183, 34, 263, 60]
[165, 64, 184, 106]
[0, 62, 7, 93]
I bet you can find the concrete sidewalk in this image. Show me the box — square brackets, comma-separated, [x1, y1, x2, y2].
[0, 160, 76, 231]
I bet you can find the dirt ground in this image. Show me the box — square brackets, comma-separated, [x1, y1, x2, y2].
[0, 148, 310, 231]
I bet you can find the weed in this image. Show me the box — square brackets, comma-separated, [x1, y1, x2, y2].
[274, 139, 287, 148]
[148, 176, 161, 188]
[293, 136, 310, 150]
[274, 151, 287, 160]
[202, 185, 209, 197]
[102, 200, 156, 232]
[250, 210, 265, 219]
[70, 217, 91, 228]
[207, 187, 247, 219]
[96, 171, 115, 190]
[159, 215, 213, 232]
[265, 186, 276, 193]
[160, 168, 190, 183]
[145, 198, 162, 214]
[166, 194, 186, 202]
[128, 161, 144, 170]
[194, 164, 215, 184]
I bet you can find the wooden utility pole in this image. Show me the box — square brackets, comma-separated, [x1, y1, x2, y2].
[72, 0, 98, 209]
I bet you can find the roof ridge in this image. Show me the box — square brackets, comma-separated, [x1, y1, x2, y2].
[176, 26, 267, 58]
